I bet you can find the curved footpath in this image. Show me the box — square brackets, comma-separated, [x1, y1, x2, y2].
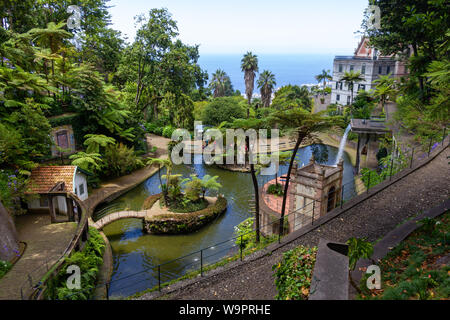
[137, 142, 449, 300]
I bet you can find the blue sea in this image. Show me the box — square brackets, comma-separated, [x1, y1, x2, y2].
[198, 53, 335, 93]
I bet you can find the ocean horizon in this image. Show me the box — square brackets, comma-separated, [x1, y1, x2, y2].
[198, 53, 335, 94]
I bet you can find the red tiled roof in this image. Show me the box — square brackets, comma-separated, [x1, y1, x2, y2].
[27, 166, 77, 194]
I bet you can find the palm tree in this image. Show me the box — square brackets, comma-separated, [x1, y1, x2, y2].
[257, 70, 276, 108]
[340, 71, 364, 107]
[372, 74, 397, 112]
[241, 52, 259, 117]
[315, 69, 332, 100]
[210, 69, 228, 98]
[28, 22, 72, 76]
[83, 134, 116, 154]
[200, 175, 222, 199]
[270, 110, 341, 235]
[69, 152, 103, 172]
[147, 157, 173, 203]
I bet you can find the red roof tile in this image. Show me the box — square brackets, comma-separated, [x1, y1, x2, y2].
[27, 166, 77, 194]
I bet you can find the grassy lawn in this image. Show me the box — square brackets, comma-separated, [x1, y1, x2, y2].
[359, 211, 449, 300]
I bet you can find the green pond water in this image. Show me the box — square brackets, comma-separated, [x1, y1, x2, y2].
[94, 144, 355, 297]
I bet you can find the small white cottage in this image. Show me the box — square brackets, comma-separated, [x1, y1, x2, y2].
[26, 166, 89, 215]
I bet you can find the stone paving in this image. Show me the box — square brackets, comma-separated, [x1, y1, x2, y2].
[0, 213, 76, 300]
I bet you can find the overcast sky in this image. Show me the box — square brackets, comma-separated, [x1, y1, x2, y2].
[108, 0, 369, 54]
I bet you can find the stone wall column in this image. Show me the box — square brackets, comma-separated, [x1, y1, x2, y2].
[0, 201, 19, 261]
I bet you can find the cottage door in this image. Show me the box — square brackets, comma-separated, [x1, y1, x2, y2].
[56, 131, 69, 149]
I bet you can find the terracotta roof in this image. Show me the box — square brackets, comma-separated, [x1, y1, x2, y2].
[27, 166, 77, 194]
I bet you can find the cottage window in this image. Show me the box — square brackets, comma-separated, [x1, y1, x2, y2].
[79, 183, 85, 195]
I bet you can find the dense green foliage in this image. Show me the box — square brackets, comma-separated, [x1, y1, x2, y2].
[271, 85, 312, 111]
[272, 246, 318, 300]
[202, 96, 247, 126]
[0, 3, 210, 212]
[45, 228, 105, 300]
[359, 212, 449, 300]
[363, 0, 449, 144]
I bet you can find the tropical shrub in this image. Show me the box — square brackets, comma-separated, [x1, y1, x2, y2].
[162, 125, 176, 138]
[101, 143, 144, 178]
[267, 183, 284, 196]
[202, 97, 246, 126]
[184, 178, 202, 202]
[45, 228, 105, 300]
[272, 246, 318, 300]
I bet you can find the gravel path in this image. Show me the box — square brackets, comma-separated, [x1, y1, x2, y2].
[148, 146, 449, 300]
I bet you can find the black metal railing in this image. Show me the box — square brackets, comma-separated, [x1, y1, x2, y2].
[29, 127, 448, 300]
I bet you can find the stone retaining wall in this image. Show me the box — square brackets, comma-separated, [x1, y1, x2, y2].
[143, 196, 227, 234]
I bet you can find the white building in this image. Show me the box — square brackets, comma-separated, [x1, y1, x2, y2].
[330, 37, 406, 105]
[26, 166, 89, 216]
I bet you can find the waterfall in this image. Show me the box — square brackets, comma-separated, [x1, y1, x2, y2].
[335, 124, 351, 165]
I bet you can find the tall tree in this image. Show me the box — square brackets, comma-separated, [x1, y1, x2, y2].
[231, 118, 269, 243]
[257, 70, 276, 108]
[28, 21, 72, 76]
[210, 69, 233, 98]
[241, 52, 259, 117]
[270, 110, 340, 235]
[315, 69, 332, 99]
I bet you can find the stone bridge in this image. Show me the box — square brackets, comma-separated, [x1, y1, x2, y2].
[90, 210, 150, 230]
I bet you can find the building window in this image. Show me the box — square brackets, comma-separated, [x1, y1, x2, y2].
[40, 195, 49, 207]
[350, 65, 354, 72]
[361, 64, 366, 74]
[378, 66, 382, 74]
[347, 96, 350, 105]
[338, 64, 343, 72]
[336, 82, 339, 89]
[340, 82, 343, 90]
[360, 84, 366, 91]
[79, 183, 85, 196]
[386, 66, 391, 74]
[336, 94, 340, 101]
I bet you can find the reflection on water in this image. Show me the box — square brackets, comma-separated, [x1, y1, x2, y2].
[96, 144, 355, 297]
